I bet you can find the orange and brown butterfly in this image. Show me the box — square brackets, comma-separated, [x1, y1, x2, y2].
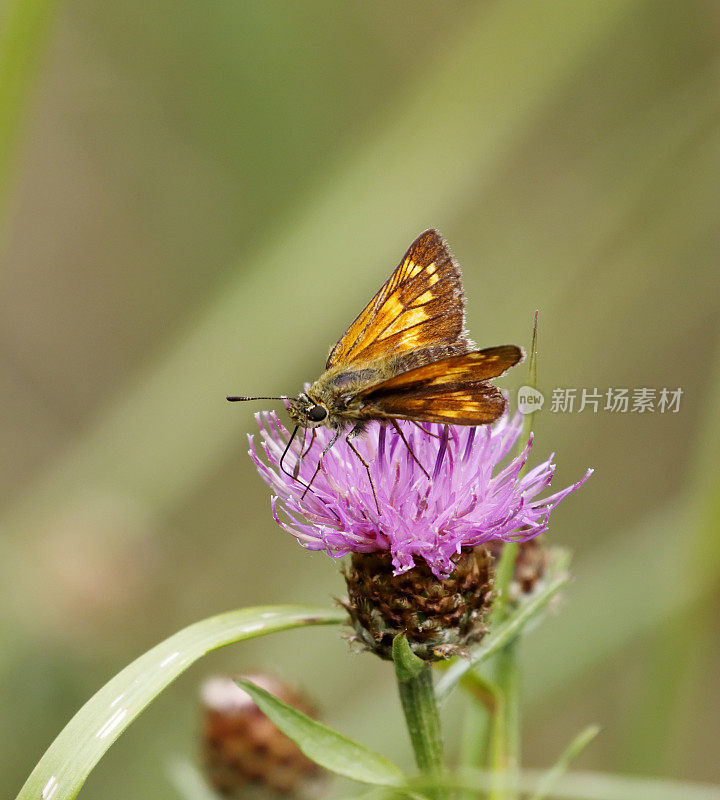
[228, 229, 524, 490]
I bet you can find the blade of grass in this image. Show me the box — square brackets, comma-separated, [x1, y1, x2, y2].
[529, 725, 601, 800]
[436, 549, 571, 704]
[458, 673, 499, 800]
[15, 605, 345, 800]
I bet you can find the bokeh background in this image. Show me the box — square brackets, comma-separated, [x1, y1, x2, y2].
[2, 1, 719, 797]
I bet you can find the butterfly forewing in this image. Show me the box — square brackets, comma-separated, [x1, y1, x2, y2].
[325, 229, 471, 369]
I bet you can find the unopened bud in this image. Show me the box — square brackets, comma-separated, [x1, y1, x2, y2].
[200, 674, 320, 797]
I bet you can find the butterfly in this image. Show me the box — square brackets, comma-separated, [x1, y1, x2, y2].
[229, 229, 523, 505]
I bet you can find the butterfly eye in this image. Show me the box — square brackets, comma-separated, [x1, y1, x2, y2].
[306, 404, 328, 422]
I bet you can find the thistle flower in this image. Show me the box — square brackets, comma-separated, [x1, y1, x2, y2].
[249, 409, 591, 581]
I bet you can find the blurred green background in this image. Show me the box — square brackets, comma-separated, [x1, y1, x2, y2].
[1, 0, 719, 797]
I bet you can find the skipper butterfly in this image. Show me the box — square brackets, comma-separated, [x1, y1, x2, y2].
[229, 229, 523, 504]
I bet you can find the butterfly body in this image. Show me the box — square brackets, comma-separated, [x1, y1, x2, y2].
[284, 229, 523, 436]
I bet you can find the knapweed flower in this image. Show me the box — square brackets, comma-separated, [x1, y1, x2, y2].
[250, 409, 590, 659]
[249, 409, 591, 581]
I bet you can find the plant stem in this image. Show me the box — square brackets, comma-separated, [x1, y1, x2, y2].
[392, 636, 445, 797]
[398, 663, 443, 772]
[458, 673, 501, 800]
[487, 641, 520, 800]
[486, 537, 522, 800]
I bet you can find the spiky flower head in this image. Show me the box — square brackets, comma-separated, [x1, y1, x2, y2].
[249, 410, 591, 581]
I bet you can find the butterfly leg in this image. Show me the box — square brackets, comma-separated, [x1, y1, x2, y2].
[410, 420, 443, 439]
[279, 425, 300, 481]
[293, 427, 308, 478]
[302, 427, 317, 459]
[302, 430, 341, 499]
[293, 427, 317, 478]
[345, 428, 381, 516]
[391, 420, 430, 479]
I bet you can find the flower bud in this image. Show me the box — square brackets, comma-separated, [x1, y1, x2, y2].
[200, 674, 320, 796]
[486, 537, 550, 600]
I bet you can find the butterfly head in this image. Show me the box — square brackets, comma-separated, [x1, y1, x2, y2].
[287, 393, 330, 428]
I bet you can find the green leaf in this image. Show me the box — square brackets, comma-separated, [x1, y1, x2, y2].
[435, 550, 571, 703]
[529, 725, 601, 800]
[237, 679, 405, 788]
[16, 605, 345, 800]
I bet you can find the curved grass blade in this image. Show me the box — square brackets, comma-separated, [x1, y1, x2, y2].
[237, 679, 405, 788]
[529, 725, 600, 800]
[16, 605, 345, 800]
[435, 550, 570, 704]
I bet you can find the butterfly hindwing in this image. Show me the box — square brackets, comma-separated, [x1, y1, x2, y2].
[365, 384, 507, 426]
[326, 229, 470, 369]
[355, 346, 523, 425]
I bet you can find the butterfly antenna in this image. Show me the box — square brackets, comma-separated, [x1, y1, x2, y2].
[227, 395, 288, 402]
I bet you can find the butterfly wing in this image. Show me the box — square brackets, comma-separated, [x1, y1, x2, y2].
[355, 346, 523, 425]
[326, 229, 471, 369]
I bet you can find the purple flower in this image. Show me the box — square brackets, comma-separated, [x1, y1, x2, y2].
[249, 410, 591, 580]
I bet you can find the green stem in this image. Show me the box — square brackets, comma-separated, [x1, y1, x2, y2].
[487, 641, 521, 800]
[392, 636, 445, 796]
[457, 542, 519, 790]
[458, 673, 501, 800]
